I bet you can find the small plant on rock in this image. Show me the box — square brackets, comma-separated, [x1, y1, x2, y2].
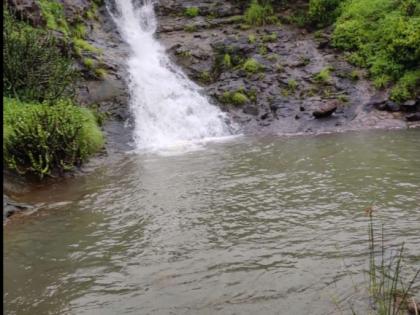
[185, 7, 199, 18]
[242, 58, 264, 74]
[244, 0, 277, 26]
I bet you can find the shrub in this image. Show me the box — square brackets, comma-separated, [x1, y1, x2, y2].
[332, 0, 420, 102]
[242, 58, 264, 73]
[185, 7, 199, 18]
[3, 9, 77, 103]
[307, 0, 344, 27]
[3, 98, 104, 178]
[244, 0, 277, 26]
[390, 70, 420, 102]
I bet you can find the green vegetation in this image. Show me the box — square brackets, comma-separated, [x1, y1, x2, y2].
[287, 79, 298, 92]
[248, 34, 257, 44]
[223, 53, 233, 68]
[184, 24, 197, 32]
[185, 7, 200, 18]
[3, 4, 104, 179]
[314, 67, 332, 83]
[307, 0, 343, 27]
[220, 90, 250, 106]
[242, 58, 264, 73]
[364, 210, 420, 315]
[244, 0, 277, 26]
[332, 0, 420, 102]
[3, 9, 77, 103]
[4, 98, 104, 179]
[262, 32, 278, 42]
[38, 0, 69, 35]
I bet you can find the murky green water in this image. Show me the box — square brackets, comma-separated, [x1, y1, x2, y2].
[4, 130, 420, 315]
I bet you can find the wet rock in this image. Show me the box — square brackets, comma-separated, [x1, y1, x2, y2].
[260, 112, 269, 120]
[313, 100, 338, 118]
[406, 113, 420, 122]
[243, 105, 259, 116]
[386, 101, 400, 112]
[366, 94, 388, 111]
[3, 195, 32, 220]
[400, 100, 417, 112]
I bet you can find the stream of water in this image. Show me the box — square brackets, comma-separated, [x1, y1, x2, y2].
[4, 130, 420, 315]
[110, 0, 231, 150]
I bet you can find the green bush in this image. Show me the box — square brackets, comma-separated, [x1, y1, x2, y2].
[185, 7, 199, 18]
[332, 0, 420, 102]
[3, 9, 77, 103]
[307, 0, 344, 27]
[242, 58, 264, 73]
[390, 70, 420, 102]
[244, 0, 277, 26]
[4, 98, 104, 178]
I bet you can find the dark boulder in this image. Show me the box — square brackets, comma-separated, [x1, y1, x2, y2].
[385, 101, 400, 112]
[313, 100, 338, 118]
[400, 100, 417, 112]
[406, 113, 420, 122]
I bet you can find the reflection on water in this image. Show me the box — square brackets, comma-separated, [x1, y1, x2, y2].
[4, 130, 420, 315]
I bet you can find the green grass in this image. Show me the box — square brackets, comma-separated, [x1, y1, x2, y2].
[38, 0, 69, 35]
[314, 67, 333, 83]
[287, 79, 298, 92]
[4, 97, 104, 178]
[364, 210, 420, 315]
[185, 7, 199, 18]
[223, 53, 233, 68]
[244, 0, 277, 26]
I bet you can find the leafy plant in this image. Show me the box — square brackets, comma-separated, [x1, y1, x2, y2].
[314, 67, 333, 83]
[4, 98, 104, 179]
[244, 0, 277, 26]
[242, 58, 264, 73]
[185, 7, 199, 18]
[332, 0, 420, 102]
[3, 9, 77, 103]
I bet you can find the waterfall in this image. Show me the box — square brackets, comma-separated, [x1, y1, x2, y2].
[109, 0, 231, 150]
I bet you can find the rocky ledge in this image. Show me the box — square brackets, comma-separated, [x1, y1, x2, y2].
[155, 0, 420, 135]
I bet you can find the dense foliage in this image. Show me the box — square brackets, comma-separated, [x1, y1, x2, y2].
[332, 0, 420, 102]
[3, 9, 77, 103]
[3, 4, 104, 179]
[4, 98, 104, 179]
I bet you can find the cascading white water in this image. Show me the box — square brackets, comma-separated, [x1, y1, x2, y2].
[110, 0, 231, 150]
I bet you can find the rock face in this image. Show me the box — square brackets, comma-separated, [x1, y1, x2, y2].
[154, 0, 417, 135]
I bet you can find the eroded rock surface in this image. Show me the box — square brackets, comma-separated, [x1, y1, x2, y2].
[155, 0, 419, 135]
